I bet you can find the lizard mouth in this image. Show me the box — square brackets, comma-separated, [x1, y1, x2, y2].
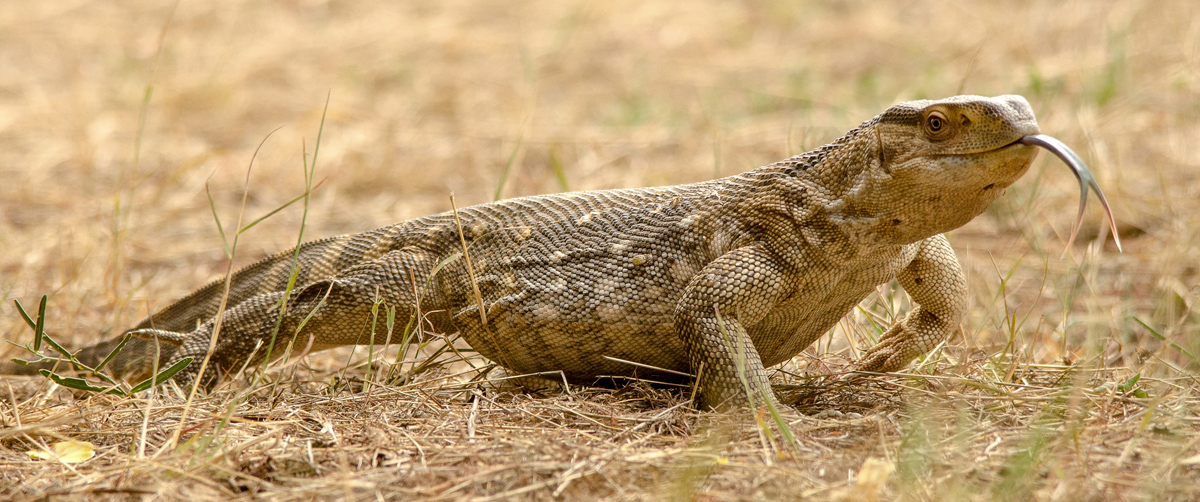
[1018, 134, 1122, 252]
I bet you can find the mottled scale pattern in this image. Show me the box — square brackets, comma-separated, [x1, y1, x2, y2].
[5, 95, 1043, 410]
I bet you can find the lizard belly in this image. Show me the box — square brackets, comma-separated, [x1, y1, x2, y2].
[749, 285, 876, 367]
[751, 242, 921, 367]
[455, 257, 697, 382]
[449, 252, 705, 382]
[455, 293, 692, 383]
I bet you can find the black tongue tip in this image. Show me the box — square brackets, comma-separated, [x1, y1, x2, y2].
[1017, 134, 1123, 254]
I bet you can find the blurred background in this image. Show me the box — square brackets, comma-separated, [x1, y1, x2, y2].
[0, 0, 1196, 371]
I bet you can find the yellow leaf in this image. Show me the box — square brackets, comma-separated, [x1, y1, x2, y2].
[833, 458, 895, 502]
[27, 440, 95, 463]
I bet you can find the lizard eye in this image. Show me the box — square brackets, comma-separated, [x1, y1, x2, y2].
[923, 110, 954, 140]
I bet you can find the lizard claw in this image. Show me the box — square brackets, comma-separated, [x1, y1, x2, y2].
[1018, 134, 1122, 253]
[854, 324, 908, 373]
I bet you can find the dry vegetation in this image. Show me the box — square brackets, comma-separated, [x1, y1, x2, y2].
[1, 0, 1199, 500]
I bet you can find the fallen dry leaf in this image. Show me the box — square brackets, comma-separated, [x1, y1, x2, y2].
[28, 440, 95, 464]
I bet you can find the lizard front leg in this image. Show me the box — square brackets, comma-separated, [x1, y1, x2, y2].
[674, 244, 791, 410]
[857, 234, 967, 372]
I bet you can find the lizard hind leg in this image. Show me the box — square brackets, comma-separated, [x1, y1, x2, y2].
[158, 248, 437, 390]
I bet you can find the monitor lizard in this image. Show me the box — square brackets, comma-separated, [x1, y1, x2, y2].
[2, 95, 1119, 410]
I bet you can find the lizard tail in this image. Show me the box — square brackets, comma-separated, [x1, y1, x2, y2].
[0, 335, 176, 382]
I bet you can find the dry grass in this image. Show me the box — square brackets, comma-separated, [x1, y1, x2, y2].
[2, 0, 1199, 500]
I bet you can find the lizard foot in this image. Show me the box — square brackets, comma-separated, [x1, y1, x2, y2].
[144, 326, 224, 392]
[855, 322, 922, 374]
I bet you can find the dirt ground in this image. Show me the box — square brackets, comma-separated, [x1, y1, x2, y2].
[1, 1, 1199, 500]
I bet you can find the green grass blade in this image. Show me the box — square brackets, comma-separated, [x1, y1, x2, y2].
[386, 305, 397, 335]
[1132, 316, 1199, 365]
[94, 332, 134, 374]
[310, 92, 329, 180]
[292, 296, 329, 336]
[13, 299, 36, 330]
[493, 133, 525, 201]
[430, 252, 463, 280]
[237, 180, 326, 235]
[234, 125, 297, 236]
[36, 333, 78, 365]
[205, 184, 232, 258]
[1118, 373, 1141, 392]
[129, 357, 193, 394]
[39, 370, 127, 396]
[133, 85, 154, 172]
[32, 296, 47, 353]
[761, 389, 797, 447]
[714, 308, 756, 409]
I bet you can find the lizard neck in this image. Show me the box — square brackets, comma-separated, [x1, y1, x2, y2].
[766, 120, 1023, 249]
[732, 121, 907, 257]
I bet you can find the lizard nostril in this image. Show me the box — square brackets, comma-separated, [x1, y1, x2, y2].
[891, 219, 902, 226]
[983, 184, 995, 190]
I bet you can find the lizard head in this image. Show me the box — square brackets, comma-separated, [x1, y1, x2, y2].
[842, 95, 1042, 244]
[876, 94, 1040, 166]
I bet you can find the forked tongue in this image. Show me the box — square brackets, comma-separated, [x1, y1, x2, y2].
[1018, 134, 1122, 253]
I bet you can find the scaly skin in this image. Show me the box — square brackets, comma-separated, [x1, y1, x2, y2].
[4, 95, 1044, 410]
